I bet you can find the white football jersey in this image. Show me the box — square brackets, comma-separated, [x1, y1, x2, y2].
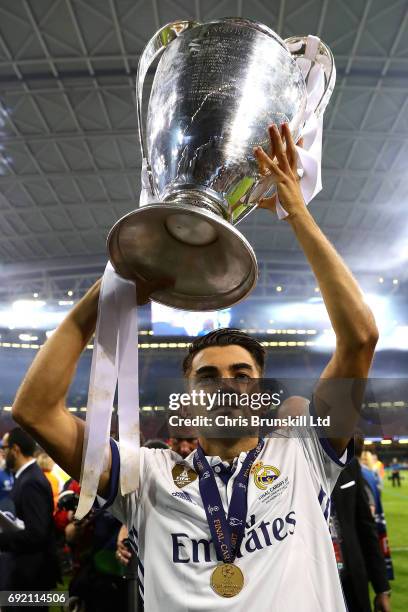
[104, 413, 351, 611]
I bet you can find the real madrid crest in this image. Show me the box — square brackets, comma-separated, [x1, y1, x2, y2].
[172, 463, 197, 489]
[251, 461, 280, 490]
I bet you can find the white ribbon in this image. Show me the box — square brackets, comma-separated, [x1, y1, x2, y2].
[275, 35, 326, 219]
[76, 264, 140, 519]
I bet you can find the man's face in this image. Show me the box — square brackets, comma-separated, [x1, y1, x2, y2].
[186, 345, 262, 437]
[170, 438, 197, 458]
[2, 433, 16, 472]
[189, 345, 261, 382]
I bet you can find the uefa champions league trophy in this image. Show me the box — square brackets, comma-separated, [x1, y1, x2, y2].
[107, 18, 335, 311]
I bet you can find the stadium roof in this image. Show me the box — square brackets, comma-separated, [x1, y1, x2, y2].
[0, 0, 407, 301]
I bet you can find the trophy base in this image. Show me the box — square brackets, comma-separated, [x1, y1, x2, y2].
[107, 202, 258, 311]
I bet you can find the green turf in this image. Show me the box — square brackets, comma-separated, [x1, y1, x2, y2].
[380, 476, 408, 611]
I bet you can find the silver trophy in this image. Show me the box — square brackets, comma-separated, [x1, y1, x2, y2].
[108, 18, 335, 310]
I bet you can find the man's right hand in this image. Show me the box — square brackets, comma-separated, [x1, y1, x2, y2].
[116, 538, 132, 566]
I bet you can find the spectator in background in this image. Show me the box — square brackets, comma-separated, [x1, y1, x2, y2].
[37, 451, 60, 511]
[372, 453, 385, 487]
[0, 439, 15, 591]
[390, 458, 401, 487]
[331, 457, 391, 612]
[0, 428, 60, 611]
[0, 440, 14, 513]
[356, 435, 394, 582]
[64, 498, 125, 612]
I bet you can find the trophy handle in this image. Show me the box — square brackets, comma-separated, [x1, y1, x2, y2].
[137, 21, 200, 193]
[284, 35, 336, 119]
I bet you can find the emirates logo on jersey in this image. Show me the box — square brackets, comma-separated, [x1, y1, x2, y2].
[172, 464, 197, 489]
[251, 461, 280, 490]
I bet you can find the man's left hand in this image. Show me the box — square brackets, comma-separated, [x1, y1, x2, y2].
[253, 123, 306, 219]
[374, 593, 391, 612]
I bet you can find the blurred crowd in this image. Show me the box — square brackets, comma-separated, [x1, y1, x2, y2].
[0, 427, 403, 612]
[0, 429, 196, 612]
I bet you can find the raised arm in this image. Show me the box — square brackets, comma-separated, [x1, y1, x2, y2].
[11, 280, 111, 493]
[12, 274, 165, 497]
[254, 124, 379, 454]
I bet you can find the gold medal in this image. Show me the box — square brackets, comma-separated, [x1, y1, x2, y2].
[210, 563, 244, 598]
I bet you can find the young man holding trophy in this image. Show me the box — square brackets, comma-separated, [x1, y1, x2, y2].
[11, 17, 385, 612]
[11, 123, 380, 610]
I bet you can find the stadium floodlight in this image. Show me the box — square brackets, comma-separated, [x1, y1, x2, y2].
[18, 334, 38, 342]
[0, 300, 67, 331]
[380, 325, 408, 351]
[312, 328, 335, 350]
[12, 299, 46, 311]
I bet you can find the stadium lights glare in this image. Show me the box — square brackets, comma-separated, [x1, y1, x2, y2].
[392, 279, 399, 285]
[314, 328, 336, 349]
[276, 286, 282, 292]
[314, 287, 319, 292]
[33, 292, 39, 298]
[380, 439, 392, 445]
[363, 440, 373, 445]
[378, 277, 384, 283]
[381, 325, 408, 350]
[12, 299, 46, 311]
[19, 333, 38, 341]
[399, 439, 408, 444]
[58, 300, 74, 306]
[67, 290, 73, 296]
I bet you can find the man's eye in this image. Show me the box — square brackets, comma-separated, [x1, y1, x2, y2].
[197, 376, 218, 384]
[235, 373, 251, 381]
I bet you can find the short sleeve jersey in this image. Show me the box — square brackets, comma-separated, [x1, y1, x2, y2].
[104, 407, 352, 612]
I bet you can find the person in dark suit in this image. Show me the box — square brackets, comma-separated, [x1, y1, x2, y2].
[330, 457, 391, 612]
[0, 428, 60, 611]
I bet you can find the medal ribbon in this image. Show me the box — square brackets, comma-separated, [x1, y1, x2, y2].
[193, 440, 264, 564]
[76, 263, 140, 519]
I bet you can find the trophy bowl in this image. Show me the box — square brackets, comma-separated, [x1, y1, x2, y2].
[107, 18, 334, 310]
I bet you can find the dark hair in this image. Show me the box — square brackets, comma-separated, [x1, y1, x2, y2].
[8, 427, 37, 457]
[182, 328, 266, 376]
[144, 439, 170, 450]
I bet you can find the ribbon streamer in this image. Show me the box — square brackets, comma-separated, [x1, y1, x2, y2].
[76, 264, 140, 519]
[275, 35, 326, 219]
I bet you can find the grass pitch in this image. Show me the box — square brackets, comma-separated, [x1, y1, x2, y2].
[380, 475, 408, 611]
